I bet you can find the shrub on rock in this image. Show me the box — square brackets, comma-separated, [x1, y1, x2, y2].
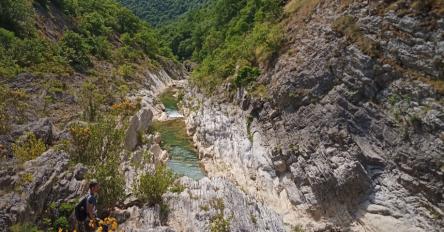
[134, 164, 175, 205]
[12, 132, 46, 162]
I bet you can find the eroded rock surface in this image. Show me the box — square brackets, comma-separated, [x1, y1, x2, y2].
[0, 150, 87, 232]
[183, 1, 444, 231]
[120, 177, 285, 232]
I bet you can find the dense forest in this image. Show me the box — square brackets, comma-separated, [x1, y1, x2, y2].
[159, 0, 284, 93]
[0, 0, 172, 78]
[117, 0, 210, 26]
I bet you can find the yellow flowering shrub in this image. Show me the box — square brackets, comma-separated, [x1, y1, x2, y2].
[57, 217, 119, 232]
[12, 132, 46, 162]
[69, 124, 91, 163]
[111, 98, 140, 117]
[88, 217, 119, 232]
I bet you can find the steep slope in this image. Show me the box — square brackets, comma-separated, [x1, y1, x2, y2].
[0, 0, 183, 230]
[179, 0, 444, 231]
[0, 1, 287, 232]
[0, 0, 177, 149]
[117, 0, 210, 26]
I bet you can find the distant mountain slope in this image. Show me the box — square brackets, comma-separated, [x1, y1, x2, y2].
[117, 0, 209, 26]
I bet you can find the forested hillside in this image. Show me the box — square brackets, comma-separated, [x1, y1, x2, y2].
[0, 0, 172, 78]
[0, 1, 181, 230]
[160, 0, 283, 93]
[117, 0, 209, 26]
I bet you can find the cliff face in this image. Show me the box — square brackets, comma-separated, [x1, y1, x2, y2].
[184, 0, 443, 231]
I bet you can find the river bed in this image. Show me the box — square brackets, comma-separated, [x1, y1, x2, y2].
[151, 88, 205, 180]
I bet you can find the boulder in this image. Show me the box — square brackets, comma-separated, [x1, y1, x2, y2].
[0, 150, 86, 231]
[11, 118, 54, 145]
[125, 109, 154, 151]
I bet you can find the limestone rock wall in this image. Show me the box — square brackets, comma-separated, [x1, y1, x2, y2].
[182, 1, 444, 231]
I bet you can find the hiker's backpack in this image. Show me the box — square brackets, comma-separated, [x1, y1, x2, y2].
[75, 197, 88, 221]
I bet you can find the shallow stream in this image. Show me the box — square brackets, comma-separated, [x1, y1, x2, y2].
[151, 88, 205, 180]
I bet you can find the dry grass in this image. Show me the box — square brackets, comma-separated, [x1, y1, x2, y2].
[382, 57, 444, 95]
[332, 15, 381, 58]
[384, 0, 444, 16]
[284, 0, 320, 19]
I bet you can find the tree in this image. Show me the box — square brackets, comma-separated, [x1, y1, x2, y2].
[61, 31, 91, 71]
[0, 0, 33, 37]
[116, 8, 141, 34]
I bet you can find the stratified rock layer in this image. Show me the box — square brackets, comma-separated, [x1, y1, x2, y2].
[183, 1, 444, 231]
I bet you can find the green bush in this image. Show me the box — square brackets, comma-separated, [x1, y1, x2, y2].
[0, 86, 29, 131]
[79, 12, 110, 37]
[0, 105, 9, 134]
[0, 0, 34, 37]
[134, 164, 176, 205]
[89, 36, 112, 59]
[69, 117, 124, 165]
[93, 159, 125, 212]
[12, 132, 46, 162]
[79, 82, 105, 122]
[115, 7, 142, 34]
[11, 38, 48, 67]
[10, 223, 41, 232]
[61, 31, 91, 71]
[135, 30, 160, 58]
[117, 63, 137, 79]
[53, 216, 69, 231]
[233, 66, 260, 88]
[292, 225, 305, 232]
[210, 198, 231, 232]
[59, 202, 76, 216]
[0, 28, 15, 47]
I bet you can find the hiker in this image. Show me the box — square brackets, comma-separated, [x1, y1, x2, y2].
[74, 180, 100, 232]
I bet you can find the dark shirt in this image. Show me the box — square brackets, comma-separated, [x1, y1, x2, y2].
[87, 192, 97, 217]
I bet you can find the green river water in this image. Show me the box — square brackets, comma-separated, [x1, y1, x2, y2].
[151, 88, 205, 180]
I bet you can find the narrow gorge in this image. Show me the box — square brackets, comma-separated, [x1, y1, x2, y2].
[0, 0, 443, 232]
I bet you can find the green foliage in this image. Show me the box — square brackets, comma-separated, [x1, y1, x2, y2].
[10, 223, 41, 232]
[88, 36, 112, 59]
[61, 31, 92, 71]
[79, 82, 105, 122]
[162, 0, 283, 92]
[115, 7, 142, 34]
[53, 217, 69, 231]
[59, 202, 76, 216]
[210, 198, 231, 232]
[0, 0, 171, 77]
[12, 132, 46, 162]
[69, 117, 124, 165]
[0, 30, 70, 77]
[0, 28, 15, 46]
[292, 225, 305, 232]
[234, 66, 260, 87]
[246, 115, 254, 142]
[0, 0, 34, 37]
[169, 182, 186, 193]
[79, 12, 111, 37]
[42, 201, 76, 231]
[0, 86, 28, 133]
[93, 158, 125, 212]
[117, 64, 137, 79]
[118, 0, 209, 26]
[134, 164, 176, 205]
[68, 115, 125, 212]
